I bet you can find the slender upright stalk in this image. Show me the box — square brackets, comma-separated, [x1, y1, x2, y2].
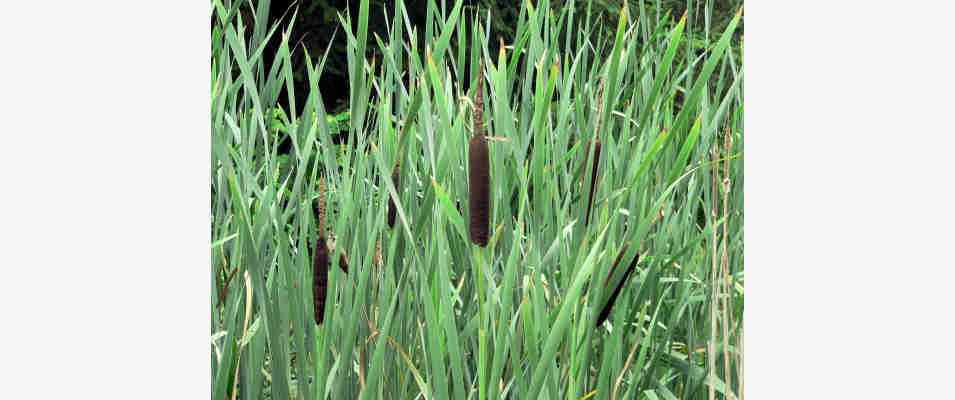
[720, 129, 735, 399]
[468, 60, 491, 400]
[708, 146, 719, 400]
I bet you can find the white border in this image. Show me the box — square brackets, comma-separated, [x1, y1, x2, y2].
[2, 0, 955, 397]
[1, 1, 210, 396]
[747, 1, 955, 397]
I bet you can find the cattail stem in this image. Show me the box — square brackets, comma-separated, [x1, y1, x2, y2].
[316, 178, 327, 235]
[471, 246, 489, 400]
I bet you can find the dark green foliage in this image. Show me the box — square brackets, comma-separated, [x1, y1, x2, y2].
[252, 0, 741, 116]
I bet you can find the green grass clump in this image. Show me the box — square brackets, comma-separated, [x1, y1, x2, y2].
[211, 1, 743, 399]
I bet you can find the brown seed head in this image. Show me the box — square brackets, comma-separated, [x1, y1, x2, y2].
[313, 235, 329, 325]
[327, 232, 349, 274]
[595, 249, 640, 327]
[339, 251, 349, 274]
[468, 61, 490, 247]
[387, 160, 400, 229]
[468, 134, 490, 247]
[584, 139, 602, 226]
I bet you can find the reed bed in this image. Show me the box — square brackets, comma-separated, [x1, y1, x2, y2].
[211, 1, 743, 399]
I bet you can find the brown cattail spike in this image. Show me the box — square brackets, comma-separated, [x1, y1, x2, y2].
[313, 235, 329, 325]
[595, 248, 640, 327]
[327, 232, 349, 274]
[468, 64, 490, 247]
[339, 252, 349, 274]
[468, 135, 490, 246]
[387, 160, 400, 229]
[584, 139, 602, 226]
[603, 244, 630, 285]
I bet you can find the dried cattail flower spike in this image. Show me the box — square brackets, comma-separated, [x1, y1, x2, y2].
[313, 177, 331, 325]
[584, 139, 602, 226]
[595, 246, 640, 327]
[468, 63, 490, 247]
[328, 232, 349, 274]
[387, 160, 400, 229]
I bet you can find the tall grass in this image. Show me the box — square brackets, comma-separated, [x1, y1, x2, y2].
[211, 0, 743, 399]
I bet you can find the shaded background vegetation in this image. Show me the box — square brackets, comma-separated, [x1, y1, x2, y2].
[251, 0, 742, 115]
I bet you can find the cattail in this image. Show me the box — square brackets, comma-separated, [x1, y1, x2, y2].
[312, 177, 336, 324]
[595, 246, 640, 327]
[339, 251, 349, 273]
[583, 78, 606, 227]
[328, 232, 349, 274]
[472, 62, 485, 136]
[468, 64, 490, 247]
[387, 160, 400, 229]
[584, 139, 602, 226]
[313, 235, 329, 325]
